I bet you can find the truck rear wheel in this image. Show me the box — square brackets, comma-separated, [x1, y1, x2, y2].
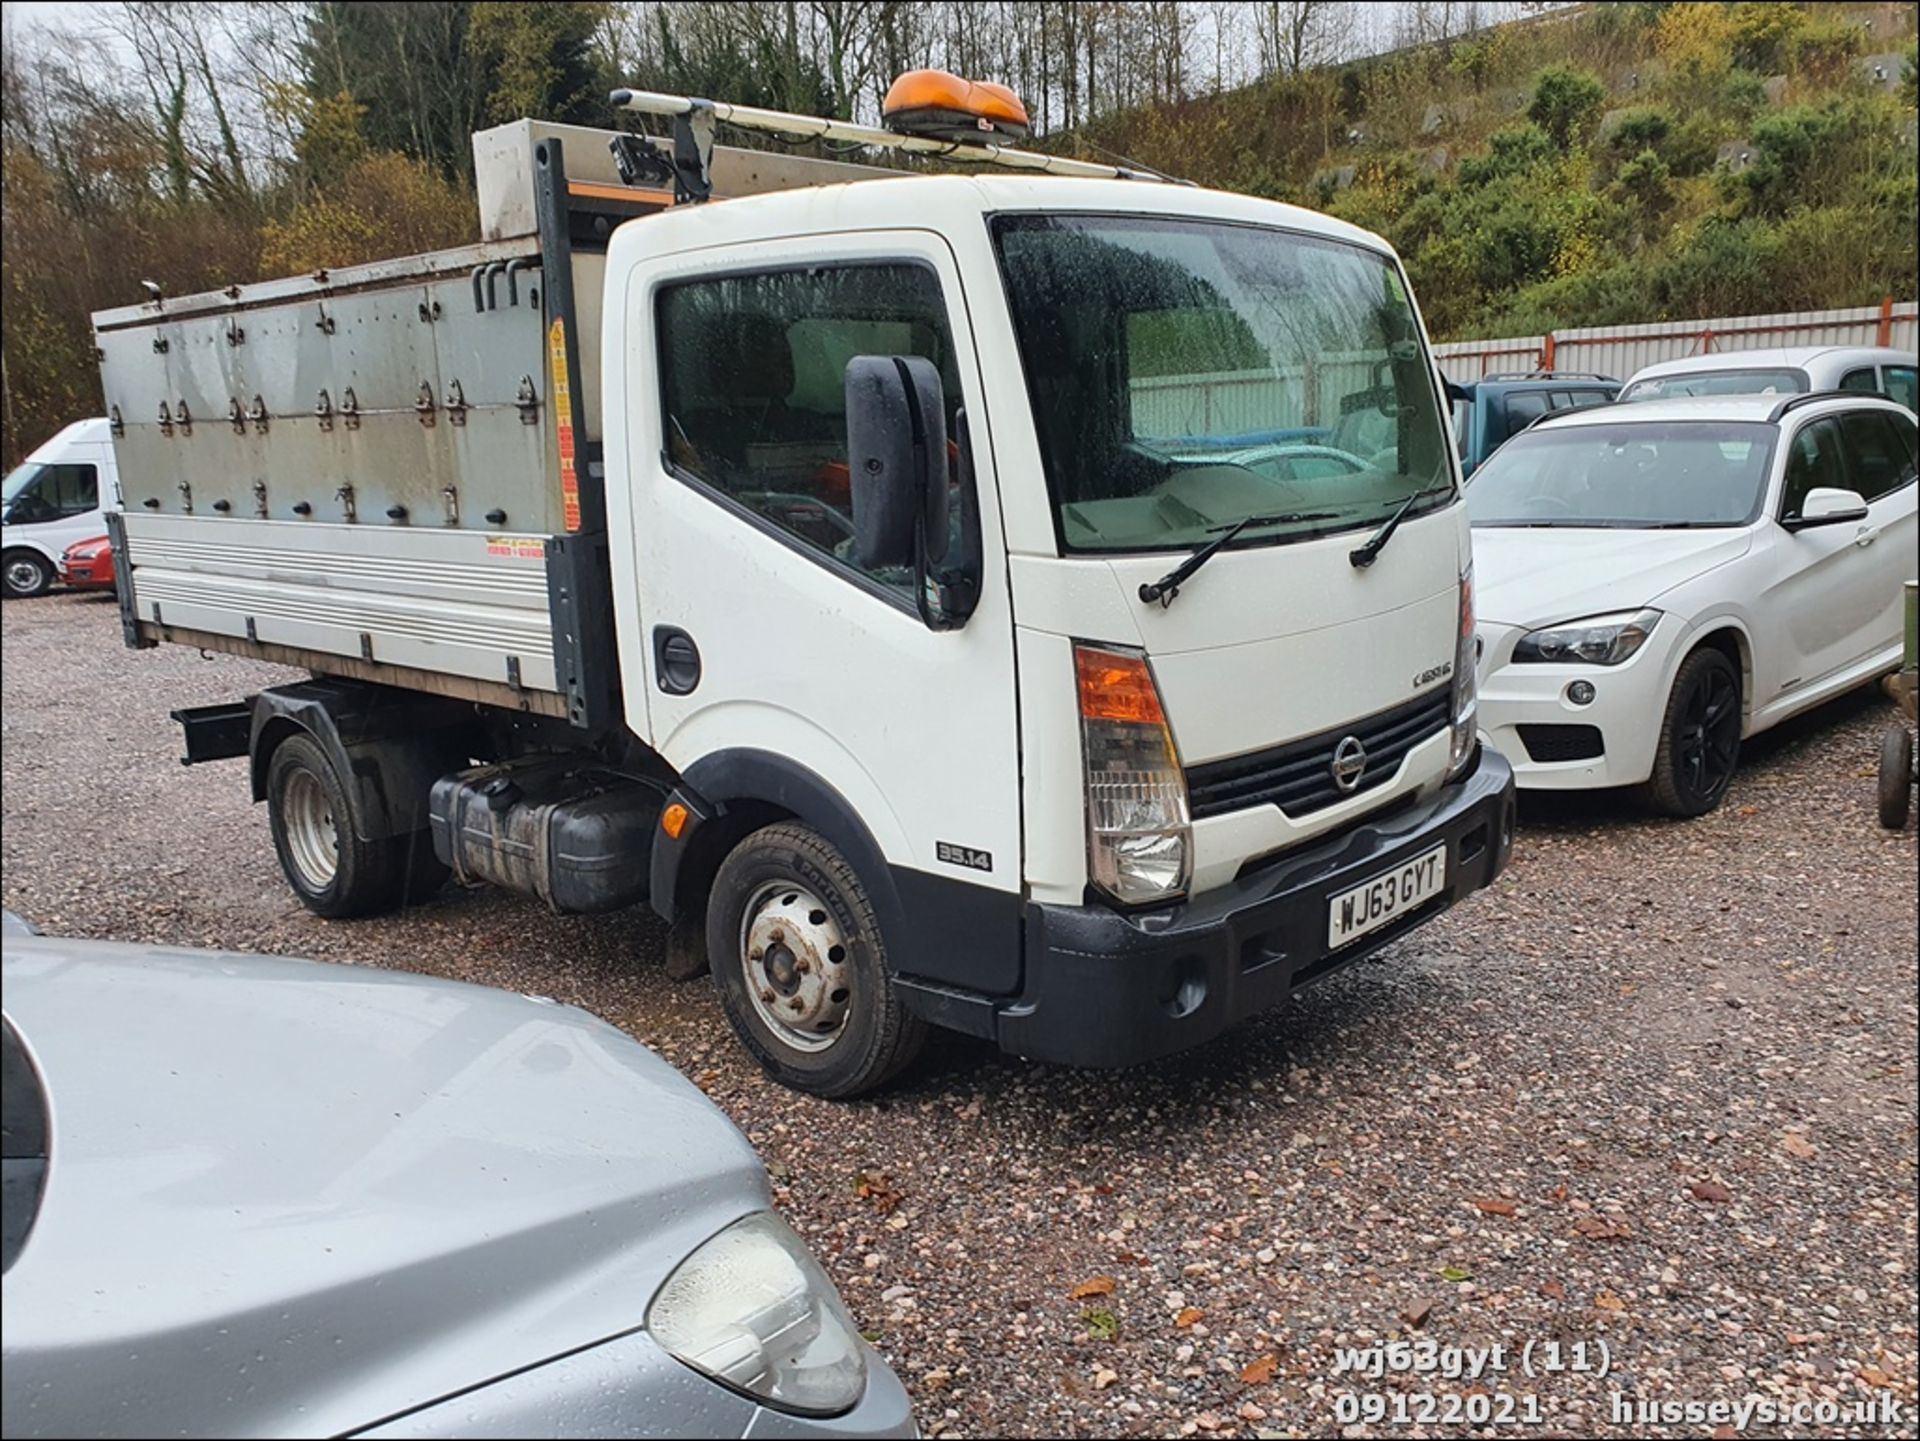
[3, 550, 53, 599]
[706, 822, 925, 1098]
[267, 733, 445, 918]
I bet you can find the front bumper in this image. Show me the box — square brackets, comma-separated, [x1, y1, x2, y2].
[994, 749, 1515, 1069]
[1476, 623, 1673, 790]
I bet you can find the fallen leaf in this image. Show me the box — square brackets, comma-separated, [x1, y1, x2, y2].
[1240, 1355, 1278, 1386]
[1594, 1290, 1627, 1311]
[1690, 1180, 1732, 1203]
[1540, 1280, 1566, 1301]
[1781, 1133, 1816, 1160]
[1859, 1366, 1892, 1387]
[853, 1171, 903, 1216]
[1069, 1276, 1117, 1300]
[1474, 1198, 1517, 1217]
[1573, 1215, 1632, 1241]
[1549, 1183, 1569, 1202]
[1175, 1307, 1204, 1329]
[1402, 1299, 1434, 1328]
[1737, 805, 1758, 817]
[1440, 1265, 1473, 1282]
[1082, 1307, 1120, 1340]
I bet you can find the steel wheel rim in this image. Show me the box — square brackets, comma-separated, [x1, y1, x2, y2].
[739, 879, 852, 1052]
[282, 768, 339, 889]
[6, 557, 45, 593]
[1676, 668, 1739, 804]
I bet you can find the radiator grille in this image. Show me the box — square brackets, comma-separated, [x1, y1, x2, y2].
[1187, 692, 1451, 820]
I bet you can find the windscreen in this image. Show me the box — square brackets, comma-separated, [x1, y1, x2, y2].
[1466, 421, 1778, 529]
[1619, 368, 1808, 402]
[993, 215, 1451, 554]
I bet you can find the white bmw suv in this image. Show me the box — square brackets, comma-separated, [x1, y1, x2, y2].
[1467, 393, 1917, 815]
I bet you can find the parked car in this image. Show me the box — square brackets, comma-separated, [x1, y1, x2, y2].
[0, 924, 914, 1439]
[1618, 346, 1918, 411]
[2, 418, 121, 599]
[1467, 393, 1918, 815]
[57, 535, 114, 593]
[1448, 372, 1620, 479]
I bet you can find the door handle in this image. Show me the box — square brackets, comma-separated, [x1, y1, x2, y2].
[1854, 524, 1879, 548]
[653, 626, 701, 694]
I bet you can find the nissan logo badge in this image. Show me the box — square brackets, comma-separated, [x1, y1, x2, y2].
[1331, 735, 1368, 791]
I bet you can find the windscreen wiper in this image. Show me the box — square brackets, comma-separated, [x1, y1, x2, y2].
[1138, 512, 1337, 607]
[1349, 478, 1452, 569]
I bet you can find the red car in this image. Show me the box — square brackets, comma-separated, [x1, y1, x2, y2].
[58, 535, 115, 591]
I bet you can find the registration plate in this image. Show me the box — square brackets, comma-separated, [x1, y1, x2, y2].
[1327, 843, 1447, 949]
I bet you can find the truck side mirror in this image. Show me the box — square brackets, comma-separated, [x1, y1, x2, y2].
[845, 356, 948, 572]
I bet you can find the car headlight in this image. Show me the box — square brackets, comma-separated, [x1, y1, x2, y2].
[1512, 608, 1660, 667]
[1076, 642, 1191, 906]
[1448, 568, 1478, 780]
[647, 1211, 867, 1417]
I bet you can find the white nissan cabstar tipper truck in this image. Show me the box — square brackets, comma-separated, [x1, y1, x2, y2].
[97, 81, 1515, 1097]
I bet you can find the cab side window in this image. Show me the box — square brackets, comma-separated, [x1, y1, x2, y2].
[6, 463, 97, 523]
[656, 263, 958, 593]
[1883, 365, 1917, 414]
[1500, 391, 1549, 441]
[1837, 410, 1918, 501]
[1779, 418, 1846, 521]
[1838, 367, 1879, 395]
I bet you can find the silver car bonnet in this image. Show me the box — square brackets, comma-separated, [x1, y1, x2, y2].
[1, 936, 768, 1439]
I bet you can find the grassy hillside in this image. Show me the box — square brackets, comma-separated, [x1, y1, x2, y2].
[1067, 2, 1919, 340]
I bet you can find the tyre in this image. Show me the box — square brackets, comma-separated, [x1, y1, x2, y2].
[706, 822, 926, 1098]
[3, 550, 53, 599]
[1642, 647, 1742, 818]
[1879, 725, 1913, 831]
[266, 733, 445, 917]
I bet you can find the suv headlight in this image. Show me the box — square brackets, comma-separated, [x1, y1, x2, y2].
[647, 1211, 867, 1416]
[1513, 608, 1660, 667]
[1076, 642, 1191, 906]
[1448, 567, 1478, 780]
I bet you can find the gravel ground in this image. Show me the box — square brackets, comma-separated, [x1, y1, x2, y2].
[5, 589, 1916, 1439]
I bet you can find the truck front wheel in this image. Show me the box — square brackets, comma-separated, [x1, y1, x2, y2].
[266, 733, 445, 918]
[707, 822, 926, 1098]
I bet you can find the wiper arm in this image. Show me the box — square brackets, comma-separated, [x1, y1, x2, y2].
[1349, 479, 1452, 569]
[1138, 512, 1338, 607]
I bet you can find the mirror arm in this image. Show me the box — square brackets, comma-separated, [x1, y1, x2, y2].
[920, 408, 983, 630]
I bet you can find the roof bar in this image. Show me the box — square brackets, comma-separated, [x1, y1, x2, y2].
[608, 87, 1171, 184]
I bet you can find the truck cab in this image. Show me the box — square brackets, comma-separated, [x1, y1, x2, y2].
[3, 418, 121, 598]
[101, 103, 1513, 1096]
[603, 173, 1513, 1088]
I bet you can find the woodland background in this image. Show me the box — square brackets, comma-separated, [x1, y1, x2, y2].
[3, 0, 1916, 463]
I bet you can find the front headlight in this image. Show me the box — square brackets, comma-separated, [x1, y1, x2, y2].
[647, 1212, 867, 1417]
[1076, 642, 1191, 906]
[1512, 608, 1660, 667]
[1448, 568, 1478, 780]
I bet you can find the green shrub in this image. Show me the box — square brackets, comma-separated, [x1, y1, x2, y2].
[1527, 64, 1607, 149]
[1458, 122, 1557, 185]
[1608, 106, 1673, 155]
[1787, 20, 1861, 85]
[1614, 148, 1675, 214]
[1727, 2, 1806, 73]
[1664, 111, 1724, 178]
[1717, 68, 1769, 121]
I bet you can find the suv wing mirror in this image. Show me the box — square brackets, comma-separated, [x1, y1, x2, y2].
[1785, 486, 1869, 531]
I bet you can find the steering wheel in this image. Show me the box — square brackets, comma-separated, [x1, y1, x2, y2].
[759, 491, 858, 541]
[1520, 494, 1574, 517]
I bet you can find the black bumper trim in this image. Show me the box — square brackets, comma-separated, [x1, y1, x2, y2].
[994, 749, 1516, 1069]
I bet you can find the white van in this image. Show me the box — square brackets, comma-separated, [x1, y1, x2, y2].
[2, 418, 121, 598]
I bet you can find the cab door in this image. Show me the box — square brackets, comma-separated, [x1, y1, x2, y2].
[613, 231, 1024, 993]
